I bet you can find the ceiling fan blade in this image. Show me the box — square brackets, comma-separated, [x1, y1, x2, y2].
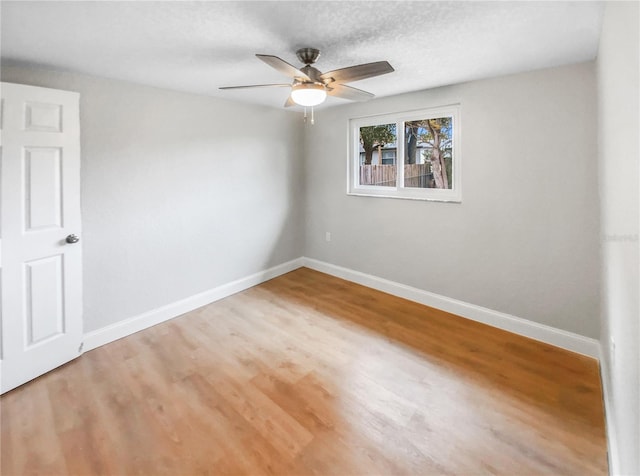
[284, 96, 296, 108]
[256, 54, 311, 81]
[327, 84, 374, 101]
[321, 61, 394, 85]
[219, 84, 291, 90]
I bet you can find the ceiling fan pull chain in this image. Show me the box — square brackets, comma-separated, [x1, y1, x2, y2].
[303, 106, 308, 123]
[311, 106, 315, 125]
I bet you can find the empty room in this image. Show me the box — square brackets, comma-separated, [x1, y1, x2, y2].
[1, 1, 638, 475]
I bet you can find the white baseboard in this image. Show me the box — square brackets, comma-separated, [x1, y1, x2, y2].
[302, 257, 600, 359]
[598, 347, 619, 476]
[83, 258, 304, 352]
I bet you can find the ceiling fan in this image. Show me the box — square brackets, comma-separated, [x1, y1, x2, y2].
[220, 47, 394, 108]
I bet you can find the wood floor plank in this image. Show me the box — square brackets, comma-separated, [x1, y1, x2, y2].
[1, 267, 607, 475]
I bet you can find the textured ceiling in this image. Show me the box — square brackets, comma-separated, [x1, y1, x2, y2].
[1, 1, 604, 110]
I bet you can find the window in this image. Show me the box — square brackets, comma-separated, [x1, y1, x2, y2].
[381, 150, 396, 165]
[348, 104, 461, 202]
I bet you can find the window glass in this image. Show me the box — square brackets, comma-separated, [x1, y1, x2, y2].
[358, 123, 397, 187]
[404, 117, 453, 189]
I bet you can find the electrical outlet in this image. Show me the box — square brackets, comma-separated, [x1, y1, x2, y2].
[325, 232, 331, 242]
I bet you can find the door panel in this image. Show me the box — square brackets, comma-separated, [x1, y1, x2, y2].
[1, 82, 82, 394]
[25, 101, 63, 133]
[24, 147, 63, 231]
[25, 254, 64, 345]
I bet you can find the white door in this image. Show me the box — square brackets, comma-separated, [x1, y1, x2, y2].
[0, 82, 83, 394]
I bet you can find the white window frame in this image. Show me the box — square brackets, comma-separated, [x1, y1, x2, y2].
[347, 104, 461, 202]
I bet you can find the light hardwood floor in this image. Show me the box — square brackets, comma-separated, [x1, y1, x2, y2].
[1, 267, 607, 475]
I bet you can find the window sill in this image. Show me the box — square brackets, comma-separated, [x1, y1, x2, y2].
[347, 191, 462, 203]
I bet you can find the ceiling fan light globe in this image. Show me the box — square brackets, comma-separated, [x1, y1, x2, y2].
[291, 83, 327, 107]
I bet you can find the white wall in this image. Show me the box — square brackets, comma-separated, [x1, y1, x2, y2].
[1, 65, 305, 333]
[597, 2, 640, 474]
[304, 62, 601, 338]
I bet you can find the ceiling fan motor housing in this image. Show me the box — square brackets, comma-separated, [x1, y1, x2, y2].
[299, 65, 324, 84]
